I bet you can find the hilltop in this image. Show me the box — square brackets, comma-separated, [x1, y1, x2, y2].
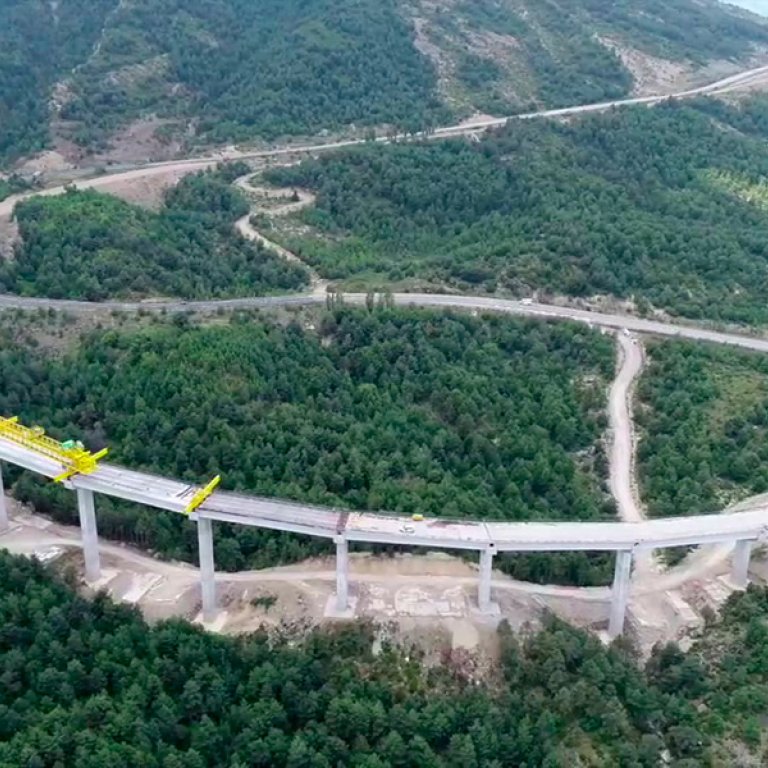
[3, 0, 768, 167]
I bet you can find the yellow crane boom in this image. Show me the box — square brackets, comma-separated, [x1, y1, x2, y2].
[185, 475, 221, 514]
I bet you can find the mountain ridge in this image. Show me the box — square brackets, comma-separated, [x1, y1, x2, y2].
[3, 0, 768, 169]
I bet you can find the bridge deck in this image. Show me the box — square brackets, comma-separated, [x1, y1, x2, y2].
[1, 437, 766, 552]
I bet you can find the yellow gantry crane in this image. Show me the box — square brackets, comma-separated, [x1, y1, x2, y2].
[0, 415, 221, 511]
[0, 416, 108, 482]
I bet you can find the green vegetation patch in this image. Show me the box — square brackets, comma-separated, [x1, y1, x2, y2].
[417, 0, 768, 116]
[63, 0, 449, 148]
[453, 0, 633, 110]
[2, 550, 768, 766]
[705, 168, 768, 211]
[574, 0, 768, 61]
[0, 0, 118, 163]
[0, 174, 30, 203]
[1, 164, 308, 300]
[268, 97, 768, 324]
[0, 308, 614, 583]
[637, 339, 768, 518]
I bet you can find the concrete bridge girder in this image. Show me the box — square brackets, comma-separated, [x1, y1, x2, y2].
[0, 450, 761, 635]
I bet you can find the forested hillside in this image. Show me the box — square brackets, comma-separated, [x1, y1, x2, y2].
[2, 550, 768, 766]
[637, 340, 768, 518]
[62, 0, 449, 150]
[268, 96, 768, 324]
[3, 0, 768, 163]
[0, 308, 615, 585]
[409, 0, 768, 114]
[0, 164, 307, 300]
[0, 0, 116, 163]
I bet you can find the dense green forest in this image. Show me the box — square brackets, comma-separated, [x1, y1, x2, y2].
[267, 96, 768, 324]
[637, 340, 768, 518]
[0, 308, 616, 585]
[2, 550, 768, 766]
[62, 0, 449, 149]
[0, 0, 117, 163]
[1, 164, 307, 300]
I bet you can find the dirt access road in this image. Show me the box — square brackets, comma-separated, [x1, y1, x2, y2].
[232, 174, 326, 295]
[608, 331, 661, 580]
[610, 332, 645, 526]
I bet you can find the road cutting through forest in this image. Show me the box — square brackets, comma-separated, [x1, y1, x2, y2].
[3, 61, 768, 221]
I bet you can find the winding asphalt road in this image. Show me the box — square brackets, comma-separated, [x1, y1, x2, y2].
[2, 62, 768, 220]
[1, 290, 767, 352]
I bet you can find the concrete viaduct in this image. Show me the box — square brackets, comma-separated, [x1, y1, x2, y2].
[0, 440, 765, 638]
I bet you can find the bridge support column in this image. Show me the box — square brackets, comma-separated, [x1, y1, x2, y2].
[0, 463, 8, 532]
[325, 536, 355, 617]
[477, 548, 499, 614]
[335, 536, 349, 612]
[197, 517, 217, 622]
[76, 488, 100, 582]
[608, 549, 633, 639]
[731, 539, 753, 589]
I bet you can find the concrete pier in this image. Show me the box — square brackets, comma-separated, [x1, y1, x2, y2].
[335, 537, 349, 612]
[76, 488, 100, 582]
[197, 517, 217, 622]
[325, 536, 356, 618]
[608, 549, 633, 638]
[731, 539, 753, 588]
[478, 548, 499, 614]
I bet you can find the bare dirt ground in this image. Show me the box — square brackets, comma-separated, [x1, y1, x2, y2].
[608, 331, 658, 577]
[87, 117, 185, 166]
[609, 332, 646, 527]
[0, 503, 566, 652]
[92, 165, 200, 210]
[15, 150, 75, 176]
[600, 38, 692, 96]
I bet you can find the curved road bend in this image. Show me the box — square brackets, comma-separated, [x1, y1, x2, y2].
[2, 63, 768, 220]
[232, 174, 326, 294]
